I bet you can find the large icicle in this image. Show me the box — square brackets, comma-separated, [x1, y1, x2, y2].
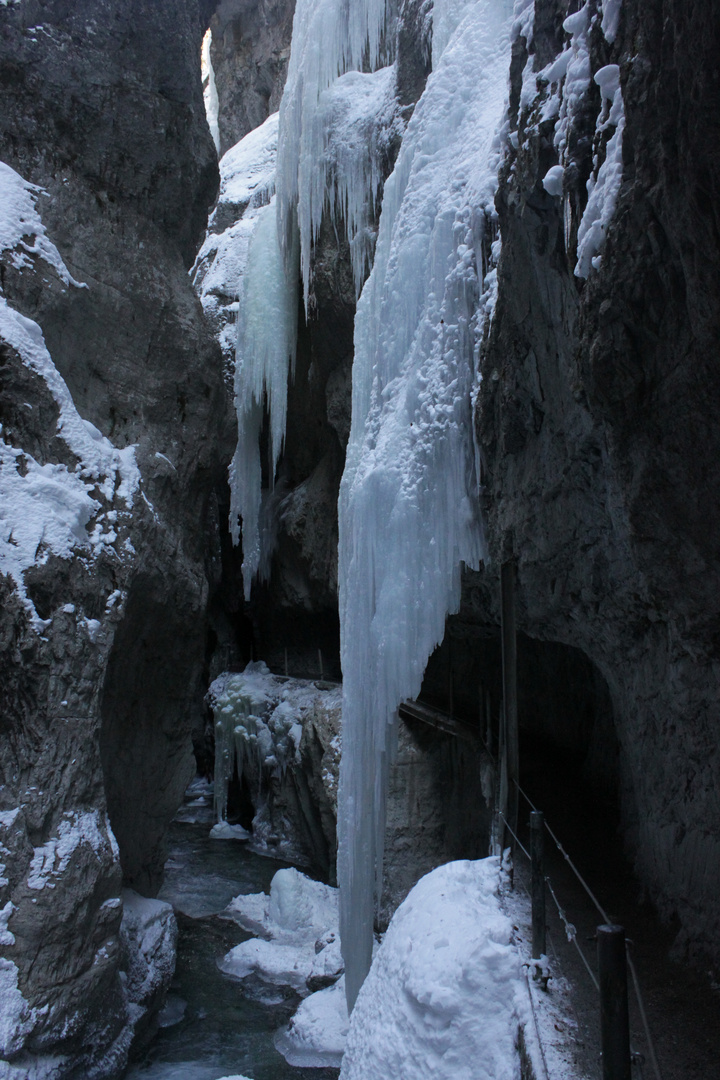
[229, 198, 298, 597]
[337, 0, 513, 1009]
[275, 0, 392, 309]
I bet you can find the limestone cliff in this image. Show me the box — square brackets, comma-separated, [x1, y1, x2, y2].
[0, 0, 228, 1073]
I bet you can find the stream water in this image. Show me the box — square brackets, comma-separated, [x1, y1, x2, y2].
[123, 785, 340, 1080]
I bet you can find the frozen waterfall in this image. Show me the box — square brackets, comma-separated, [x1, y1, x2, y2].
[337, 0, 512, 1009]
[221, 0, 513, 1011]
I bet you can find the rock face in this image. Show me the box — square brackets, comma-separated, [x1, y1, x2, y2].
[0, 0, 228, 1074]
[209, 0, 297, 157]
[477, 0, 720, 962]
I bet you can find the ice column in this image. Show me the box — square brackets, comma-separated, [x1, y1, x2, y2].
[337, 0, 513, 1009]
[229, 200, 298, 598]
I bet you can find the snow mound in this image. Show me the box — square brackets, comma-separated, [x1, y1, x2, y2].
[218, 937, 313, 994]
[275, 975, 349, 1068]
[220, 868, 342, 997]
[209, 822, 250, 841]
[225, 867, 339, 944]
[340, 858, 523, 1080]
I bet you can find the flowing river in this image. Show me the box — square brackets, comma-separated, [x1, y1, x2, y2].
[123, 784, 340, 1080]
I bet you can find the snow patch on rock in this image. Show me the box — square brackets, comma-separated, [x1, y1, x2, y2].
[26, 810, 117, 892]
[119, 889, 178, 1028]
[0, 161, 140, 627]
[575, 65, 625, 277]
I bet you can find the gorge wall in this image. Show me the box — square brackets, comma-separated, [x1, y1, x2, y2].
[0, 0, 228, 1073]
[0, 0, 719, 1074]
[476, 0, 720, 961]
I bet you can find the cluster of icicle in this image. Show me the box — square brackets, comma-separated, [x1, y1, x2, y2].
[275, 0, 393, 308]
[229, 196, 298, 599]
[229, 0, 393, 597]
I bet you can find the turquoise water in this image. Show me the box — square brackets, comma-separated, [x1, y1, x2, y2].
[124, 811, 340, 1080]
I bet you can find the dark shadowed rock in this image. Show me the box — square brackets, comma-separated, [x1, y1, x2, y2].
[476, 0, 720, 964]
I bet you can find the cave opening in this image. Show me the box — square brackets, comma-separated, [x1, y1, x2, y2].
[417, 621, 621, 857]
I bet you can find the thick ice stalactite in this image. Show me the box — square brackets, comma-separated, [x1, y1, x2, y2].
[275, 0, 393, 309]
[229, 199, 298, 597]
[337, 0, 513, 1009]
[221, 0, 398, 596]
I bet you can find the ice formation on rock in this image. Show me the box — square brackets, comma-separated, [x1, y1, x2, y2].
[201, 29, 220, 154]
[513, 0, 625, 274]
[193, 113, 279, 373]
[275, 0, 393, 309]
[337, 0, 511, 1008]
[208, 662, 341, 845]
[211, 0, 402, 596]
[191, 114, 295, 594]
[228, 199, 298, 596]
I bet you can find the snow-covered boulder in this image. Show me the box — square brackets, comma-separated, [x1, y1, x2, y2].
[339, 858, 524, 1080]
[119, 889, 178, 1046]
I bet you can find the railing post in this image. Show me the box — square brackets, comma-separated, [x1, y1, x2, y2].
[530, 810, 546, 958]
[500, 560, 518, 841]
[598, 924, 631, 1080]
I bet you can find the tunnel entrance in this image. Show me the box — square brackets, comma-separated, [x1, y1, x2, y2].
[415, 618, 621, 849]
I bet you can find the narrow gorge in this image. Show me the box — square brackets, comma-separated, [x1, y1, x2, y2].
[0, 0, 718, 1077]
